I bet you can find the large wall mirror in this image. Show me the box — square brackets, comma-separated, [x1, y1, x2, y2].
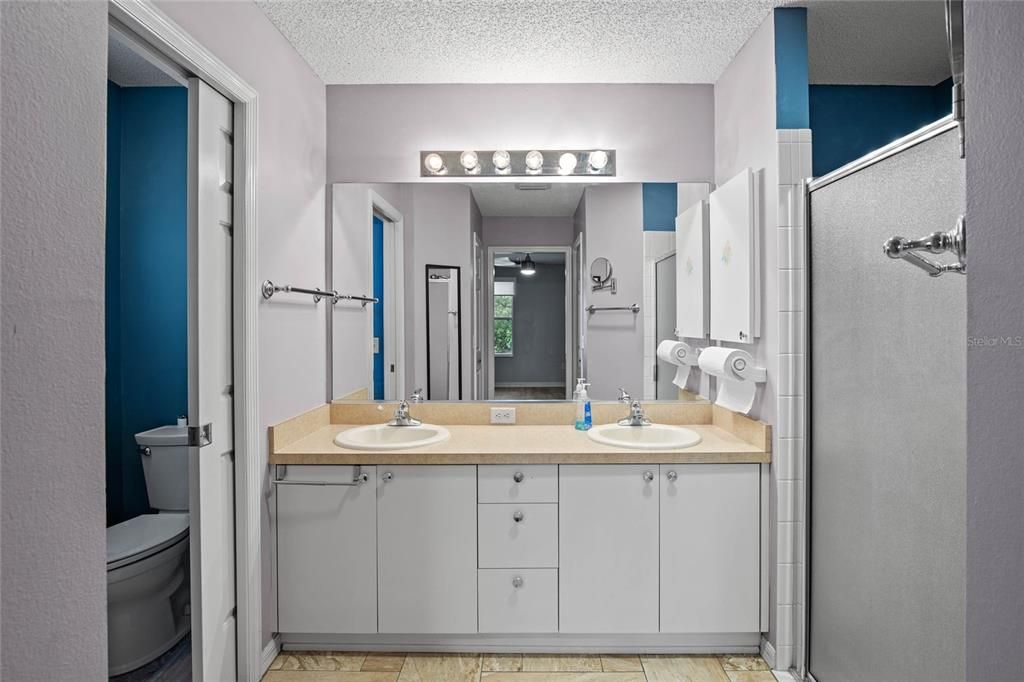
[329, 181, 709, 403]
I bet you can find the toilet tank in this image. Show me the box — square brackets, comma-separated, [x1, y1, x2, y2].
[136, 425, 190, 512]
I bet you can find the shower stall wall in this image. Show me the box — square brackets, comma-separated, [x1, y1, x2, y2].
[806, 120, 966, 681]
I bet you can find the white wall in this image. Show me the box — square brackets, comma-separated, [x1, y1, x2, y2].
[713, 12, 785, 662]
[1, 3, 109, 678]
[155, 0, 327, 651]
[483, 216, 575, 248]
[326, 84, 715, 183]
[964, 3, 1024, 680]
[580, 184, 645, 400]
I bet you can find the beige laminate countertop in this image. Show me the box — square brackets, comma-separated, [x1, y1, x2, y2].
[270, 423, 769, 465]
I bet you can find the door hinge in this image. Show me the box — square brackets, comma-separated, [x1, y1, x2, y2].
[224, 384, 233, 396]
[188, 423, 213, 447]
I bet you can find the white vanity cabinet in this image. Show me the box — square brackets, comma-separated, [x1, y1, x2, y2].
[660, 464, 761, 633]
[559, 464, 661, 633]
[276, 465, 377, 633]
[377, 465, 478, 633]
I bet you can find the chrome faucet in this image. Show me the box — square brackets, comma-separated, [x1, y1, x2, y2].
[617, 388, 650, 427]
[389, 388, 424, 427]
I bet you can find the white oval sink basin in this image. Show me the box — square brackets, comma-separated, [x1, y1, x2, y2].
[334, 423, 450, 451]
[586, 423, 702, 450]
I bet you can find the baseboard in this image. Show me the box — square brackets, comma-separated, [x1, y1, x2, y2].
[760, 635, 777, 669]
[280, 632, 760, 654]
[494, 382, 566, 388]
[261, 635, 281, 676]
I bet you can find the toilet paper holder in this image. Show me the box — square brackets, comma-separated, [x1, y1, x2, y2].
[725, 350, 766, 383]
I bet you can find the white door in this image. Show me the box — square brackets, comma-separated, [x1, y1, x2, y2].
[277, 466, 377, 633]
[660, 464, 760, 633]
[377, 466, 477, 633]
[188, 77, 236, 681]
[559, 465, 660, 633]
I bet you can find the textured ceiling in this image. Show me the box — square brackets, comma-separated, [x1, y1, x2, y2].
[470, 183, 585, 217]
[257, 0, 781, 84]
[807, 0, 950, 85]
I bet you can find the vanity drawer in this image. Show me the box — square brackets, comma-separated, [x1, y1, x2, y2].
[479, 568, 558, 633]
[478, 503, 558, 568]
[478, 464, 557, 503]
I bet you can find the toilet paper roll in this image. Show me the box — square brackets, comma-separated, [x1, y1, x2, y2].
[697, 346, 758, 414]
[657, 340, 697, 367]
[672, 365, 691, 390]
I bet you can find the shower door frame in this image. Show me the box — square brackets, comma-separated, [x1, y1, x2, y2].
[801, 115, 960, 682]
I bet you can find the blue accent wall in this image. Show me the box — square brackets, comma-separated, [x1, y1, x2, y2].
[774, 8, 810, 129]
[372, 216, 385, 400]
[642, 183, 677, 231]
[105, 84, 189, 525]
[809, 80, 952, 176]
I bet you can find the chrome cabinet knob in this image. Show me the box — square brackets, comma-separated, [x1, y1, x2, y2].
[513, 510, 525, 523]
[643, 470, 654, 483]
[513, 471, 525, 483]
[666, 470, 678, 482]
[512, 575, 524, 589]
[382, 471, 393, 482]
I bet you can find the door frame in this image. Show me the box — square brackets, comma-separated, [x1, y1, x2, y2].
[109, 1, 264, 679]
[485, 245, 574, 400]
[652, 250, 677, 399]
[367, 191, 405, 400]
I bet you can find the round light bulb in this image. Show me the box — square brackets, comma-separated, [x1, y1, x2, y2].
[492, 150, 511, 172]
[589, 149, 609, 171]
[525, 150, 544, 173]
[424, 153, 445, 174]
[558, 152, 578, 174]
[460, 150, 479, 172]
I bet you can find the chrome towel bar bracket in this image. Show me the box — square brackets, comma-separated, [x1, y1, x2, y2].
[883, 215, 966, 277]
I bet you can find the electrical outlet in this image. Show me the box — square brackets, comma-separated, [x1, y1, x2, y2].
[490, 407, 516, 425]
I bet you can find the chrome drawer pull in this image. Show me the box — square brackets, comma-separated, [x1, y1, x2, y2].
[513, 471, 525, 483]
[512, 510, 525, 523]
[512, 575, 524, 589]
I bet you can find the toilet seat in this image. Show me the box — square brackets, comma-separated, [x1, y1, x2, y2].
[107, 513, 190, 571]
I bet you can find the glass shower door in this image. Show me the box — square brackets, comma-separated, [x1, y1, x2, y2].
[807, 123, 965, 681]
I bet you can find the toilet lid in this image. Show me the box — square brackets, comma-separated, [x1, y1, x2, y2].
[107, 513, 189, 566]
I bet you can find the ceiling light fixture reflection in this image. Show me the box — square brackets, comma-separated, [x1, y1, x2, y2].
[525, 150, 544, 174]
[424, 153, 446, 175]
[492, 150, 511, 174]
[588, 149, 609, 172]
[460, 150, 480, 174]
[519, 254, 537, 276]
[558, 152, 578, 174]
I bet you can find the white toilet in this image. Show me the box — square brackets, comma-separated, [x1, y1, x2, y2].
[107, 425, 191, 676]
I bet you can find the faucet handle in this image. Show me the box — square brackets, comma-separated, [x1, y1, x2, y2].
[410, 388, 424, 403]
[617, 387, 632, 403]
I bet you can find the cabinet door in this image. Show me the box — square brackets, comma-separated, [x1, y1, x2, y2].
[660, 464, 760, 633]
[559, 465, 660, 633]
[277, 465, 377, 633]
[377, 465, 477, 633]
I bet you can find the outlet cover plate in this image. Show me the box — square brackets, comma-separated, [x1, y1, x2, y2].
[490, 407, 516, 425]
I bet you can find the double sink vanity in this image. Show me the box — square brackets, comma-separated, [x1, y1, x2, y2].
[270, 398, 770, 653]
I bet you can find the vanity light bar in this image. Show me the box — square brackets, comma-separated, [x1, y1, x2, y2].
[420, 149, 616, 178]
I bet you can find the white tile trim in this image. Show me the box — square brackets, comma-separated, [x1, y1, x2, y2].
[773, 128, 811, 673]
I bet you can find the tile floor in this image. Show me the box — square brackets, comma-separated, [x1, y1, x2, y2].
[263, 652, 781, 682]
